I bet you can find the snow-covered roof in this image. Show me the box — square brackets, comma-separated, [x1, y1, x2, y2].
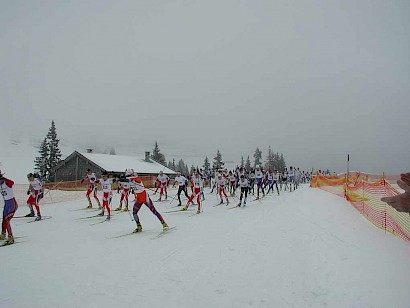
[80, 152, 176, 175]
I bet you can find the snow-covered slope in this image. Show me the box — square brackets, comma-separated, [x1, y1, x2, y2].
[0, 137, 39, 183]
[0, 136, 74, 184]
[1, 186, 409, 307]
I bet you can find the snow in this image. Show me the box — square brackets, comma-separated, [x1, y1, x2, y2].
[0, 136, 75, 184]
[1, 185, 410, 308]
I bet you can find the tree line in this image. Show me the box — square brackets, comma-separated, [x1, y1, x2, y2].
[153, 142, 287, 174]
[34, 123, 287, 181]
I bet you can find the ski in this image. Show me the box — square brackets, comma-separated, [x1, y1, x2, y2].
[188, 211, 202, 217]
[109, 232, 136, 239]
[108, 230, 149, 239]
[76, 214, 103, 220]
[164, 208, 193, 213]
[1, 242, 17, 247]
[227, 205, 240, 210]
[87, 208, 101, 212]
[151, 226, 176, 239]
[250, 197, 264, 203]
[90, 218, 110, 226]
[167, 204, 184, 209]
[27, 216, 52, 223]
[0, 235, 27, 247]
[13, 215, 36, 219]
[70, 207, 94, 212]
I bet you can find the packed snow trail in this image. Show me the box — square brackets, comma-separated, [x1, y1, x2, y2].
[1, 185, 409, 307]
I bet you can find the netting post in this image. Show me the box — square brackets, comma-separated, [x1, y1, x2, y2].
[383, 172, 386, 233]
[345, 154, 350, 200]
[361, 177, 364, 215]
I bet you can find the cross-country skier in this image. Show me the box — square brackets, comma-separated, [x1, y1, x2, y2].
[255, 166, 265, 199]
[199, 169, 206, 201]
[267, 170, 280, 195]
[181, 170, 203, 213]
[81, 169, 101, 209]
[264, 169, 273, 190]
[237, 174, 249, 207]
[97, 172, 116, 220]
[288, 166, 295, 191]
[249, 169, 256, 195]
[156, 171, 169, 201]
[0, 171, 18, 245]
[228, 171, 236, 195]
[115, 171, 132, 211]
[33, 170, 44, 203]
[216, 173, 229, 205]
[127, 170, 169, 233]
[281, 169, 289, 191]
[173, 171, 189, 206]
[26, 173, 43, 220]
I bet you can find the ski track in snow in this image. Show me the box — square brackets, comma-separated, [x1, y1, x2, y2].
[1, 185, 410, 308]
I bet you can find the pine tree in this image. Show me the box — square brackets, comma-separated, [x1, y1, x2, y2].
[213, 150, 224, 170]
[34, 138, 49, 178]
[240, 156, 245, 168]
[273, 152, 280, 171]
[109, 147, 116, 155]
[37, 121, 62, 181]
[253, 147, 262, 168]
[279, 153, 286, 172]
[203, 156, 210, 171]
[152, 141, 166, 165]
[245, 155, 251, 171]
[47, 120, 62, 171]
[167, 160, 173, 170]
[176, 159, 189, 175]
[177, 159, 185, 173]
[265, 146, 274, 170]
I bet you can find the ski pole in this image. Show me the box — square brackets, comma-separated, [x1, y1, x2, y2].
[169, 192, 179, 205]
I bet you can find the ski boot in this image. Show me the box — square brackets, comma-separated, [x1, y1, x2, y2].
[132, 224, 143, 233]
[165, 195, 168, 200]
[25, 211, 35, 217]
[87, 204, 93, 209]
[237, 202, 242, 207]
[243, 200, 246, 206]
[0, 232, 5, 240]
[97, 211, 104, 217]
[226, 198, 229, 205]
[4, 235, 14, 245]
[98, 204, 102, 210]
[180, 205, 188, 211]
[114, 206, 122, 211]
[219, 200, 224, 205]
[196, 208, 201, 214]
[177, 202, 182, 207]
[162, 222, 169, 231]
[123, 207, 129, 212]
[35, 214, 42, 221]
[105, 215, 111, 221]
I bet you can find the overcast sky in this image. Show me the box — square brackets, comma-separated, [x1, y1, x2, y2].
[1, 0, 409, 173]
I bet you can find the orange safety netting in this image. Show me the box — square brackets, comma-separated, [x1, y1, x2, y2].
[311, 172, 410, 242]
